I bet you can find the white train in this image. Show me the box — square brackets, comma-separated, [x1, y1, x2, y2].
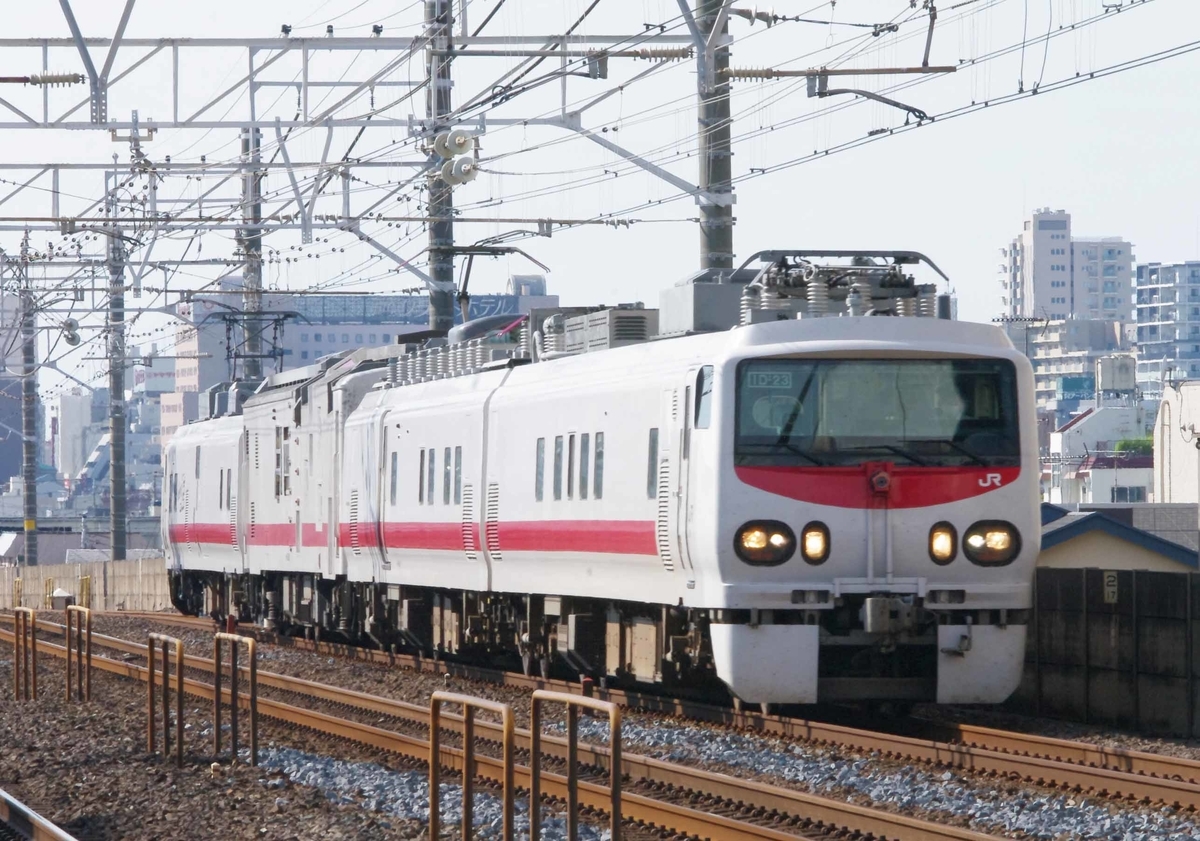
[164, 251, 1038, 708]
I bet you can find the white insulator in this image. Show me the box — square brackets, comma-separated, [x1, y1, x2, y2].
[414, 351, 427, 380]
[517, 326, 530, 359]
[452, 345, 463, 375]
[919, 289, 938, 317]
[897, 297, 916, 317]
[387, 358, 399, 384]
[473, 339, 485, 370]
[762, 292, 790, 313]
[435, 349, 448, 378]
[740, 286, 758, 326]
[806, 281, 829, 318]
[853, 280, 873, 313]
[846, 288, 865, 317]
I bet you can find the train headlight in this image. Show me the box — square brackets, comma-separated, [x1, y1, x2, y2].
[963, 521, 1021, 566]
[800, 522, 830, 565]
[928, 522, 957, 565]
[734, 521, 796, 566]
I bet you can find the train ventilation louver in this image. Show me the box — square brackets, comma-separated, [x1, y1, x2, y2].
[229, 494, 238, 548]
[655, 459, 674, 572]
[461, 484, 478, 561]
[249, 502, 257, 543]
[350, 491, 361, 555]
[611, 314, 650, 342]
[485, 483, 502, 562]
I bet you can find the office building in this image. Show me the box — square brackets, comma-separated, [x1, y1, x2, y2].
[1135, 261, 1200, 399]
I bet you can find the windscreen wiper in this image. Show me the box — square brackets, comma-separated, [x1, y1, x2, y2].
[741, 441, 828, 466]
[840, 444, 930, 466]
[905, 438, 989, 467]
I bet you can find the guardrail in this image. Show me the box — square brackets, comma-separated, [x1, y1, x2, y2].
[64, 606, 91, 703]
[529, 690, 622, 841]
[13, 607, 36, 701]
[213, 632, 258, 766]
[147, 633, 184, 767]
[428, 691, 515, 841]
[0, 785, 79, 841]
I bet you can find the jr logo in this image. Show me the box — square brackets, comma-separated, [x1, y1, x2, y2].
[978, 473, 1003, 488]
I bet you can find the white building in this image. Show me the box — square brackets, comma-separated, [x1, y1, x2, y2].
[1023, 320, 1130, 416]
[999, 208, 1134, 321]
[1153, 380, 1200, 503]
[1135, 261, 1200, 400]
[1048, 405, 1149, 503]
[53, 390, 92, 481]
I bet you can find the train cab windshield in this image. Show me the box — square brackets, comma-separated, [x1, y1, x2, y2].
[735, 357, 1020, 468]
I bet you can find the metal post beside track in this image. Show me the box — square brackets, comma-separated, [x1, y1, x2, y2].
[529, 690, 622, 841]
[64, 605, 92, 702]
[147, 633, 184, 767]
[213, 632, 258, 766]
[12, 607, 36, 701]
[428, 692, 515, 841]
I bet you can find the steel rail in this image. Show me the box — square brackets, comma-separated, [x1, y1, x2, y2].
[20, 612, 1200, 808]
[0, 785, 78, 841]
[0, 622, 997, 841]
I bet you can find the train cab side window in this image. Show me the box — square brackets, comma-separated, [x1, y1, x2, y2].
[389, 451, 398, 506]
[427, 448, 436, 506]
[594, 432, 604, 500]
[418, 449, 426, 504]
[695, 366, 714, 429]
[647, 428, 659, 499]
[567, 434, 576, 500]
[580, 434, 590, 500]
[443, 447, 452, 505]
[553, 436, 564, 501]
[454, 446, 462, 504]
[535, 438, 545, 501]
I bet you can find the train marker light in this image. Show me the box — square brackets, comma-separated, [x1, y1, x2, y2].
[929, 522, 957, 565]
[800, 522, 830, 565]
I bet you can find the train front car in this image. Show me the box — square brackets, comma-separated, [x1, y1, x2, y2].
[700, 316, 1038, 708]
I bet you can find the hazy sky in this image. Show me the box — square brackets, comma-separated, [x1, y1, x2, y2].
[2, 0, 1197, 394]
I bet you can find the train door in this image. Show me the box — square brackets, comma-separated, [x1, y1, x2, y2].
[656, 384, 694, 575]
[675, 377, 696, 574]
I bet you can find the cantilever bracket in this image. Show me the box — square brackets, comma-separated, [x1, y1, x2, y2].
[806, 74, 929, 122]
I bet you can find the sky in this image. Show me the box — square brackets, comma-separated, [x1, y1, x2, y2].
[1, 0, 1198, 396]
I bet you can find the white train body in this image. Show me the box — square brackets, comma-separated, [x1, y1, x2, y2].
[165, 260, 1038, 707]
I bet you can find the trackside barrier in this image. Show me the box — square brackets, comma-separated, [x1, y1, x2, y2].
[529, 690, 622, 841]
[78, 575, 91, 610]
[0, 784, 80, 841]
[213, 632, 258, 766]
[147, 633, 184, 767]
[12, 577, 21, 608]
[43, 578, 53, 609]
[13, 608, 36, 701]
[428, 692, 515, 841]
[64, 605, 92, 703]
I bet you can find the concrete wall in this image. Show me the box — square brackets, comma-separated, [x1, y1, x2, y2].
[0, 557, 170, 612]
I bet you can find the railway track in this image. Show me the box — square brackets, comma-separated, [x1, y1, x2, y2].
[0, 786, 76, 841]
[82, 610, 1200, 805]
[0, 617, 998, 841]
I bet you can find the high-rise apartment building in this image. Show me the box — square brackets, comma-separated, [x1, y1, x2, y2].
[999, 209, 1133, 321]
[1135, 261, 1200, 399]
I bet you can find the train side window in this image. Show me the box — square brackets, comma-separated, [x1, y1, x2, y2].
[427, 448, 436, 506]
[567, 434, 576, 500]
[454, 446, 462, 504]
[535, 438, 545, 501]
[418, 449, 426, 504]
[695, 365, 714, 429]
[594, 432, 605, 500]
[580, 433, 590, 500]
[219, 467, 224, 510]
[389, 451, 398, 506]
[226, 469, 232, 510]
[195, 447, 201, 479]
[553, 436, 564, 501]
[443, 447, 452, 505]
[647, 428, 659, 499]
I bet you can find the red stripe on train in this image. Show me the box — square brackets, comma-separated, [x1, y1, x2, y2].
[735, 464, 1023, 508]
[169, 519, 656, 556]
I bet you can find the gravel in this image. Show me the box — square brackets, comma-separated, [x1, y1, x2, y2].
[554, 717, 1200, 840]
[257, 746, 609, 841]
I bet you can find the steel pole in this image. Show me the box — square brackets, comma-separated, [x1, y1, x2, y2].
[20, 271, 37, 568]
[107, 223, 126, 562]
[697, 0, 734, 271]
[240, 127, 263, 380]
[426, 0, 456, 332]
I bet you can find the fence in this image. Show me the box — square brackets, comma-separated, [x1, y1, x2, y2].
[213, 632, 258, 766]
[428, 692, 515, 841]
[147, 633, 184, 767]
[65, 606, 92, 703]
[1011, 567, 1200, 736]
[0, 557, 170, 612]
[12, 608, 36, 701]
